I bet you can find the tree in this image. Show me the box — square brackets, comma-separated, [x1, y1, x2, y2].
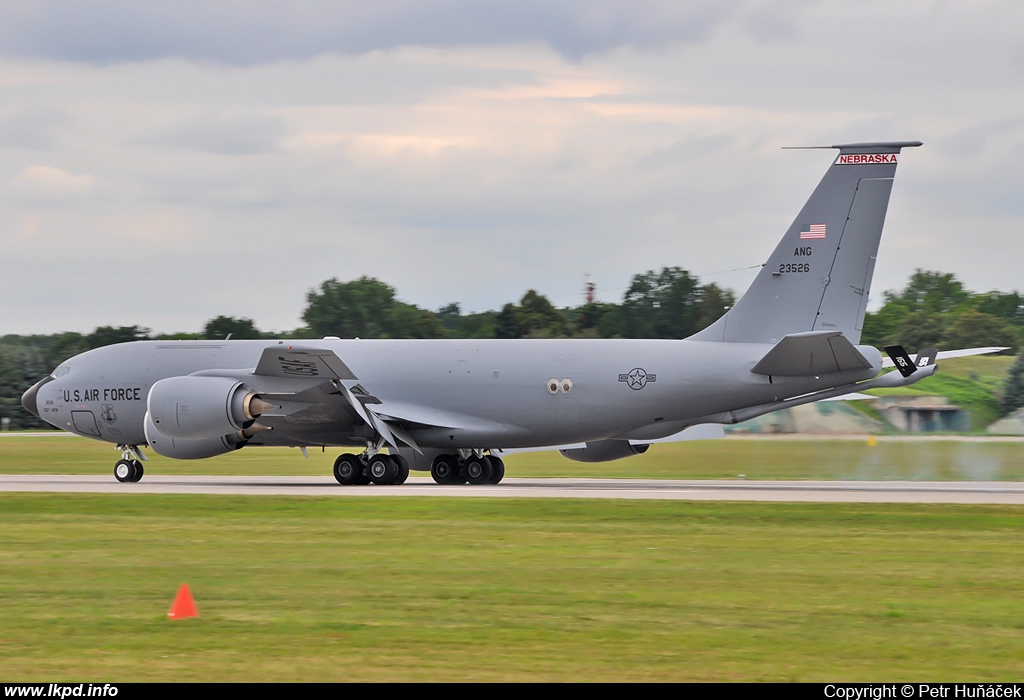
[1001, 354, 1024, 415]
[517, 290, 570, 338]
[0, 344, 50, 429]
[694, 283, 735, 333]
[388, 302, 446, 339]
[573, 302, 613, 335]
[203, 316, 263, 340]
[303, 277, 400, 338]
[969, 291, 1024, 327]
[303, 276, 446, 339]
[435, 303, 463, 336]
[942, 310, 1017, 353]
[86, 326, 151, 349]
[885, 270, 970, 315]
[493, 303, 522, 339]
[894, 311, 947, 353]
[620, 267, 702, 339]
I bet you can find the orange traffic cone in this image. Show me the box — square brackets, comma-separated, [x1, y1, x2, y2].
[167, 583, 199, 619]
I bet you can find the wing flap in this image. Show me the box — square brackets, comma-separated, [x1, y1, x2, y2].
[751, 330, 873, 376]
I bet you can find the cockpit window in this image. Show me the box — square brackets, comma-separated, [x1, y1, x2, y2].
[51, 365, 70, 379]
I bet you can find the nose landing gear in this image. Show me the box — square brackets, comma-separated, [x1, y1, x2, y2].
[114, 445, 145, 483]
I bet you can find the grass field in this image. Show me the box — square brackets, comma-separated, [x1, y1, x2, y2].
[1, 494, 1023, 682]
[3, 433, 1023, 481]
[3, 436, 1022, 681]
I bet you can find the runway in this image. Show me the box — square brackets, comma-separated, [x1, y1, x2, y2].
[2, 474, 1024, 503]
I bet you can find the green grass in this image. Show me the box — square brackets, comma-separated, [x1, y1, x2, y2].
[1, 494, 1022, 681]
[4, 433, 1024, 481]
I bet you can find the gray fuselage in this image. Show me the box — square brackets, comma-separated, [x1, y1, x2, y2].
[32, 337, 880, 451]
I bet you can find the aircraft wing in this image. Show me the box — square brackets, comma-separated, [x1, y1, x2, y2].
[249, 345, 507, 453]
[751, 330, 874, 376]
[494, 423, 725, 456]
[627, 422, 725, 445]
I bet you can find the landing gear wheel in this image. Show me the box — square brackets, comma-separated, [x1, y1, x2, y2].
[391, 454, 410, 485]
[369, 455, 399, 485]
[465, 456, 493, 485]
[333, 453, 361, 485]
[485, 455, 505, 484]
[130, 460, 144, 482]
[431, 454, 462, 485]
[114, 459, 136, 483]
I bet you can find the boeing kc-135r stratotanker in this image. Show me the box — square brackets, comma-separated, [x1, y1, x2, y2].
[21, 141, 1001, 485]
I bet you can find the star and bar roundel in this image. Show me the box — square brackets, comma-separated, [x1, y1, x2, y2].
[618, 368, 656, 390]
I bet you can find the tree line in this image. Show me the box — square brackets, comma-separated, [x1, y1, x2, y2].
[3, 267, 1024, 429]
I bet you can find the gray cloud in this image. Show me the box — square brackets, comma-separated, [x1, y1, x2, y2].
[0, 1, 738, 64]
[0, 106, 74, 150]
[149, 112, 287, 155]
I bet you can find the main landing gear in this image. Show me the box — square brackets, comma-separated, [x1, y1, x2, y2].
[114, 445, 144, 483]
[330, 449, 505, 486]
[333, 452, 410, 486]
[430, 454, 505, 485]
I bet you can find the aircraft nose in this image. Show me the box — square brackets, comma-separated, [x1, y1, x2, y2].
[21, 376, 53, 419]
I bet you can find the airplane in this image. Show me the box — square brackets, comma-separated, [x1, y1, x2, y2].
[20, 140, 997, 485]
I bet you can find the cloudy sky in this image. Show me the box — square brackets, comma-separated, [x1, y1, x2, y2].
[1, 1, 1022, 335]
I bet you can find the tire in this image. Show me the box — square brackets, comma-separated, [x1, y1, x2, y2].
[130, 460, 144, 482]
[465, 456, 493, 485]
[485, 456, 505, 484]
[333, 453, 360, 485]
[369, 455, 398, 485]
[391, 454, 410, 485]
[114, 459, 136, 483]
[431, 454, 460, 484]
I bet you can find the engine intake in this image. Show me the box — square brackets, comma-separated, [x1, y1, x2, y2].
[144, 411, 246, 460]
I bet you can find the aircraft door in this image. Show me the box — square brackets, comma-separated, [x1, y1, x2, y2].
[71, 410, 102, 438]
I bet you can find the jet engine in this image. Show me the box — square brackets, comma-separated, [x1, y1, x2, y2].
[147, 375, 275, 440]
[144, 410, 246, 459]
[559, 439, 649, 463]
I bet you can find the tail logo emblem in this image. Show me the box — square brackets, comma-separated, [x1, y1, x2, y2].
[619, 368, 656, 390]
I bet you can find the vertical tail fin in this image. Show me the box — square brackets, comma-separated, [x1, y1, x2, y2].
[690, 141, 921, 345]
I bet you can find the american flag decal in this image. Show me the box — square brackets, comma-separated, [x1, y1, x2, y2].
[800, 223, 826, 240]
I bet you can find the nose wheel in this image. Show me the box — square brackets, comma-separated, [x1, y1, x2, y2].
[114, 458, 144, 483]
[114, 444, 145, 482]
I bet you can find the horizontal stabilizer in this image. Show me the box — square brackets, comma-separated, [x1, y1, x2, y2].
[751, 331, 874, 376]
[254, 346, 358, 380]
[880, 346, 1008, 367]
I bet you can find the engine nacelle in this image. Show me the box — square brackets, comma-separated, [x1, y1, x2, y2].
[148, 375, 271, 440]
[144, 411, 246, 460]
[559, 439, 649, 463]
